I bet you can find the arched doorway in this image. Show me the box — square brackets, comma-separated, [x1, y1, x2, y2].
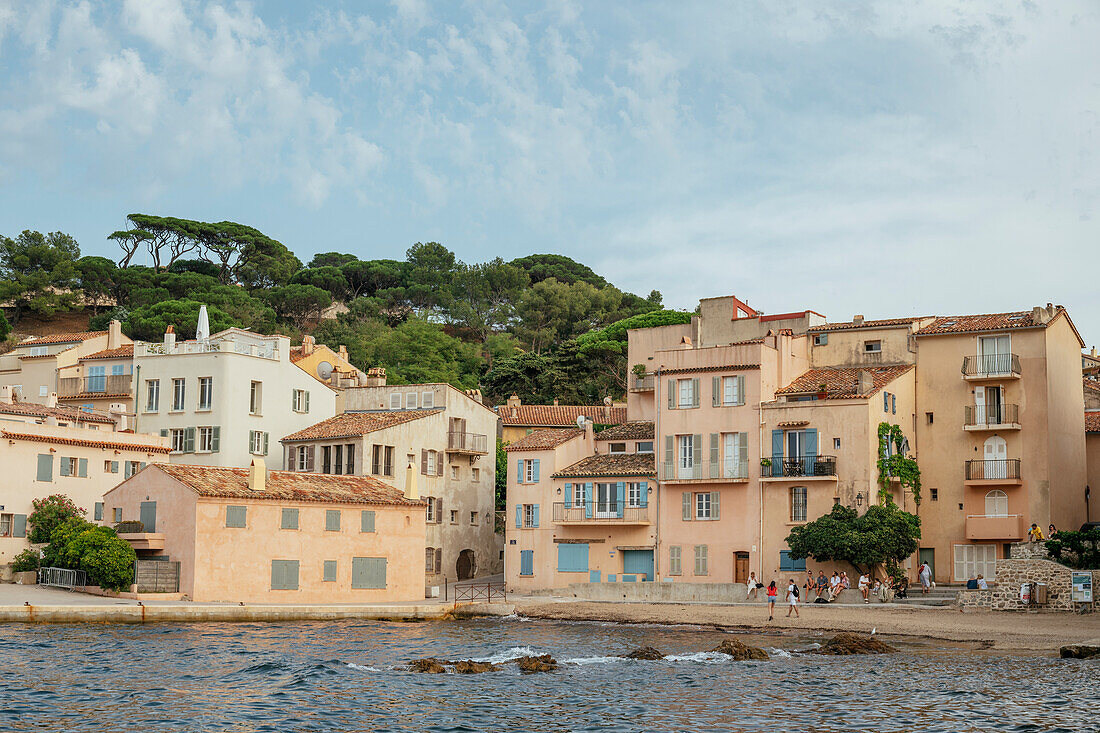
[985, 489, 1008, 516]
[456, 549, 476, 580]
[983, 436, 1007, 479]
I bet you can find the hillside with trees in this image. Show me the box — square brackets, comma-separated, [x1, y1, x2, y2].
[1, 215, 689, 404]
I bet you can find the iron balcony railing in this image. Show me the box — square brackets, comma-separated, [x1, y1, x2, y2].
[629, 374, 655, 392]
[660, 461, 750, 481]
[447, 431, 488, 453]
[964, 404, 1020, 426]
[961, 353, 1021, 378]
[58, 374, 133, 396]
[765, 455, 838, 478]
[965, 459, 1021, 481]
[553, 501, 650, 522]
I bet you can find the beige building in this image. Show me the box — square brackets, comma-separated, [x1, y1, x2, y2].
[290, 336, 370, 412]
[282, 375, 501, 589]
[57, 343, 136, 414]
[102, 462, 426, 603]
[497, 394, 626, 444]
[0, 388, 169, 570]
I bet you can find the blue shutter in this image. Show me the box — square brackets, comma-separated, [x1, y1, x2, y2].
[771, 430, 783, 477]
[804, 429, 818, 476]
[533, 504, 540, 528]
[557, 543, 590, 572]
[110, 461, 119, 473]
[516, 459, 524, 484]
[13, 514, 27, 538]
[616, 481, 625, 518]
[519, 549, 534, 576]
[94, 502, 104, 521]
[36, 454, 53, 482]
[60, 458, 71, 477]
[351, 557, 387, 589]
[564, 483, 572, 507]
[639, 481, 648, 507]
[892, 394, 897, 414]
[532, 459, 540, 483]
[584, 483, 593, 518]
[515, 504, 522, 528]
[884, 393, 889, 412]
[78, 458, 88, 478]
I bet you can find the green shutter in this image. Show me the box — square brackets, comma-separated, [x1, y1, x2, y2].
[211, 426, 220, 453]
[281, 508, 299, 530]
[691, 378, 700, 407]
[692, 434, 702, 469]
[183, 427, 195, 453]
[94, 502, 104, 521]
[351, 557, 387, 589]
[292, 390, 298, 411]
[361, 510, 376, 533]
[160, 429, 168, 438]
[263, 432, 269, 456]
[304, 391, 310, 412]
[326, 509, 341, 531]
[78, 458, 88, 478]
[13, 514, 27, 538]
[60, 458, 71, 477]
[110, 460, 119, 473]
[323, 560, 337, 582]
[709, 433, 719, 466]
[271, 560, 299, 590]
[736, 375, 745, 405]
[226, 505, 247, 528]
[667, 380, 674, 409]
[664, 435, 673, 475]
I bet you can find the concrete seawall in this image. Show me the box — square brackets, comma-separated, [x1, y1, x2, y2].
[0, 603, 481, 624]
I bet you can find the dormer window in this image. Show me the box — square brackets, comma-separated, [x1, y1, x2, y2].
[864, 340, 882, 353]
[609, 443, 627, 455]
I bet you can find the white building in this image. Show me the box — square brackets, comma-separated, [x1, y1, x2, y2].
[134, 327, 337, 469]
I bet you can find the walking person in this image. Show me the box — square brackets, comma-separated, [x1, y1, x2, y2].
[766, 581, 778, 621]
[918, 562, 932, 594]
[786, 578, 800, 618]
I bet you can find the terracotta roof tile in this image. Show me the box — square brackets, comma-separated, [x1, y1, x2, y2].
[18, 331, 108, 346]
[776, 365, 914, 399]
[0, 429, 169, 453]
[80, 345, 134, 360]
[808, 317, 930, 333]
[0, 401, 116, 424]
[153, 464, 421, 506]
[504, 428, 584, 452]
[552, 453, 656, 478]
[1086, 411, 1100, 433]
[282, 410, 437, 441]
[1084, 379, 1100, 396]
[595, 421, 654, 441]
[915, 310, 1054, 336]
[661, 363, 760, 375]
[497, 404, 626, 427]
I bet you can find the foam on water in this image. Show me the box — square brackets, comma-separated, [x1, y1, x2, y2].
[470, 646, 539, 663]
[346, 663, 381, 672]
[562, 655, 628, 666]
[662, 651, 731, 664]
[766, 648, 792, 658]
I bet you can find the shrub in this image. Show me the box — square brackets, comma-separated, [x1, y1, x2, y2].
[44, 518, 136, 592]
[1046, 527, 1100, 569]
[11, 548, 41, 572]
[27, 494, 85, 544]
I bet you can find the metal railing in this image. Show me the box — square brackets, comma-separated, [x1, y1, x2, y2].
[553, 501, 650, 522]
[447, 431, 488, 453]
[962, 353, 1021, 377]
[765, 455, 838, 478]
[630, 374, 655, 392]
[452, 582, 507, 604]
[58, 374, 132, 396]
[965, 459, 1021, 480]
[964, 404, 1019, 426]
[38, 567, 87, 590]
[660, 461, 749, 481]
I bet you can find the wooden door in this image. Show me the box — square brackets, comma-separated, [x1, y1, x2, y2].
[734, 552, 750, 584]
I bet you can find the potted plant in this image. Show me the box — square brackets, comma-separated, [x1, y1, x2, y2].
[631, 363, 648, 387]
[760, 458, 772, 468]
[816, 383, 828, 399]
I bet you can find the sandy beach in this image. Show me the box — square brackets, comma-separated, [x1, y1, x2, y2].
[508, 599, 1100, 652]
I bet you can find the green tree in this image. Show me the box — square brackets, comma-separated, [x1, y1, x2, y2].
[27, 494, 86, 545]
[1045, 527, 1100, 569]
[514, 278, 623, 353]
[0, 311, 10, 342]
[447, 257, 529, 344]
[509, 253, 609, 288]
[367, 317, 482, 388]
[482, 350, 567, 404]
[124, 299, 237, 340]
[291, 266, 350, 301]
[341, 259, 407, 299]
[263, 284, 331, 330]
[169, 258, 221, 278]
[308, 252, 358, 269]
[236, 235, 302, 289]
[0, 230, 81, 322]
[405, 242, 457, 314]
[76, 256, 119, 313]
[495, 439, 508, 510]
[785, 503, 921, 578]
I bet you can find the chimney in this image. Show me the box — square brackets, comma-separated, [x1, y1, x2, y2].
[464, 388, 483, 405]
[164, 325, 176, 351]
[0, 385, 11, 404]
[506, 393, 522, 409]
[404, 459, 419, 501]
[602, 395, 612, 422]
[857, 370, 873, 396]
[853, 315, 864, 325]
[249, 458, 267, 492]
[365, 367, 387, 387]
[301, 335, 315, 356]
[338, 345, 348, 361]
[1092, 347, 1096, 358]
[107, 319, 122, 350]
[552, 398, 559, 406]
[46, 392, 57, 408]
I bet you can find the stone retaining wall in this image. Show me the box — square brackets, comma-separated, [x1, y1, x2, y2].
[1008, 541, 1050, 561]
[956, 556, 1098, 612]
[560, 581, 750, 604]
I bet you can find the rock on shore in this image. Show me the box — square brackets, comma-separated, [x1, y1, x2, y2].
[1059, 639, 1100, 659]
[812, 633, 898, 655]
[711, 639, 769, 660]
[516, 654, 558, 672]
[408, 658, 448, 673]
[452, 660, 500, 673]
[622, 646, 665, 660]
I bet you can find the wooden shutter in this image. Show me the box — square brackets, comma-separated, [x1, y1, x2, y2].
[211, 426, 220, 452]
[532, 459, 540, 482]
[692, 434, 702, 469]
[712, 376, 721, 406]
[60, 458, 71, 477]
[361, 510, 376, 533]
[94, 502, 104, 521]
[160, 429, 168, 438]
[516, 504, 522, 528]
[532, 504, 540, 527]
[183, 427, 195, 453]
[323, 560, 337, 582]
[771, 429, 784, 475]
[691, 378, 700, 407]
[326, 510, 341, 531]
[78, 458, 88, 478]
[435, 497, 443, 523]
[13, 514, 27, 538]
[437, 451, 444, 476]
[434, 548, 442, 573]
[281, 508, 298, 529]
[226, 505, 247, 528]
[564, 483, 572, 506]
[664, 436, 673, 476]
[681, 492, 692, 521]
[305, 446, 315, 472]
[110, 460, 119, 473]
[422, 449, 429, 475]
[304, 391, 310, 412]
[263, 432, 269, 456]
[352, 557, 387, 589]
[709, 433, 719, 467]
[711, 491, 720, 520]
[639, 481, 648, 507]
[736, 375, 745, 405]
[667, 380, 675, 409]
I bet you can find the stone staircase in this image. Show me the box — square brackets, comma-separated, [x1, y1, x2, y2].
[894, 583, 966, 607]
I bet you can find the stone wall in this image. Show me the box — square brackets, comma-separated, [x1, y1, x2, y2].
[1008, 541, 1050, 561]
[558, 581, 750, 604]
[955, 556, 1098, 612]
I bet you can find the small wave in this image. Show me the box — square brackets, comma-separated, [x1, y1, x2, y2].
[662, 652, 730, 664]
[346, 663, 381, 672]
[500, 613, 532, 622]
[470, 646, 539, 663]
[766, 648, 792, 658]
[563, 656, 628, 666]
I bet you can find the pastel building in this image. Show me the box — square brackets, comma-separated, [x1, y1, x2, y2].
[283, 376, 501, 587]
[133, 328, 337, 468]
[102, 461, 426, 603]
[497, 394, 626, 444]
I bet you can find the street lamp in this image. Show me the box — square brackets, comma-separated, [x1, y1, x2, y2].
[855, 492, 864, 508]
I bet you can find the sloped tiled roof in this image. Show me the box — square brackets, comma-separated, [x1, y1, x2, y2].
[18, 331, 107, 346]
[1086, 411, 1100, 433]
[662, 363, 760, 375]
[281, 410, 437, 442]
[153, 464, 421, 506]
[1, 429, 169, 453]
[776, 365, 914, 399]
[595, 421, 654, 441]
[916, 311, 1052, 336]
[552, 453, 656, 478]
[503, 428, 584, 452]
[80, 345, 134, 360]
[497, 404, 626, 427]
[808, 317, 929, 333]
[0, 401, 116, 424]
[1084, 379, 1100, 397]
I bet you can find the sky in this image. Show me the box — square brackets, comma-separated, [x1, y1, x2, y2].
[1, 1, 1099, 340]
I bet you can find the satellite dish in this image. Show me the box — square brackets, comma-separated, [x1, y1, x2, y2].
[576, 415, 585, 428]
[317, 361, 333, 380]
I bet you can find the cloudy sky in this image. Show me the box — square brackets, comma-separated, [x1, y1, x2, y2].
[1, 1, 1098, 338]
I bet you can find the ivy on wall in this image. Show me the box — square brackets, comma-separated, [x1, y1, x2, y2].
[877, 422, 921, 507]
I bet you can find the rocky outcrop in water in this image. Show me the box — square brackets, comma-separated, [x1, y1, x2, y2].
[452, 660, 500, 673]
[1059, 641, 1100, 659]
[621, 646, 665, 660]
[516, 654, 558, 672]
[812, 633, 897, 655]
[408, 658, 448, 673]
[711, 639, 769, 660]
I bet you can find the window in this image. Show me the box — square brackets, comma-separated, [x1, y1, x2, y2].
[172, 378, 186, 411]
[813, 334, 828, 346]
[225, 505, 247, 528]
[425, 548, 436, 572]
[636, 441, 654, 454]
[984, 490, 1009, 517]
[523, 503, 538, 528]
[519, 550, 534, 576]
[113, 507, 123, 522]
[833, 438, 841, 450]
[694, 545, 708, 575]
[425, 450, 438, 475]
[294, 446, 313, 472]
[450, 466, 459, 480]
[197, 377, 213, 410]
[780, 550, 806, 572]
[372, 445, 394, 476]
[426, 497, 436, 523]
[521, 459, 540, 483]
[891, 394, 896, 415]
[325, 509, 341, 531]
[669, 546, 682, 575]
[322, 446, 332, 474]
[271, 560, 299, 590]
[346, 444, 355, 475]
[695, 492, 713, 520]
[60, 457, 78, 477]
[677, 378, 697, 408]
[361, 510, 375, 533]
[421, 391, 434, 408]
[145, 380, 159, 412]
[0, 514, 10, 536]
[406, 392, 417, 409]
[609, 442, 627, 455]
[197, 426, 217, 453]
[389, 393, 402, 410]
[351, 557, 387, 589]
[953, 544, 996, 582]
[930, 488, 939, 502]
[449, 510, 458, 524]
[170, 429, 186, 453]
[472, 467, 480, 481]
[281, 508, 299, 530]
[864, 340, 882, 353]
[39, 385, 48, 397]
[249, 381, 262, 414]
[628, 482, 642, 508]
[293, 389, 310, 413]
[249, 431, 268, 456]
[323, 560, 337, 582]
[104, 460, 117, 473]
[678, 435, 695, 478]
[333, 445, 343, 475]
[790, 486, 808, 522]
[28, 345, 48, 356]
[470, 511, 478, 525]
[927, 412, 934, 425]
[94, 502, 103, 521]
[716, 375, 744, 407]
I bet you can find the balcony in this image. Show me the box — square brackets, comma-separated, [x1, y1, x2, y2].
[58, 374, 133, 398]
[660, 461, 749, 482]
[116, 532, 166, 551]
[447, 431, 488, 455]
[966, 514, 1025, 541]
[552, 501, 650, 524]
[964, 459, 1022, 484]
[763, 455, 838, 480]
[963, 404, 1021, 431]
[961, 354, 1021, 380]
[629, 374, 655, 392]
